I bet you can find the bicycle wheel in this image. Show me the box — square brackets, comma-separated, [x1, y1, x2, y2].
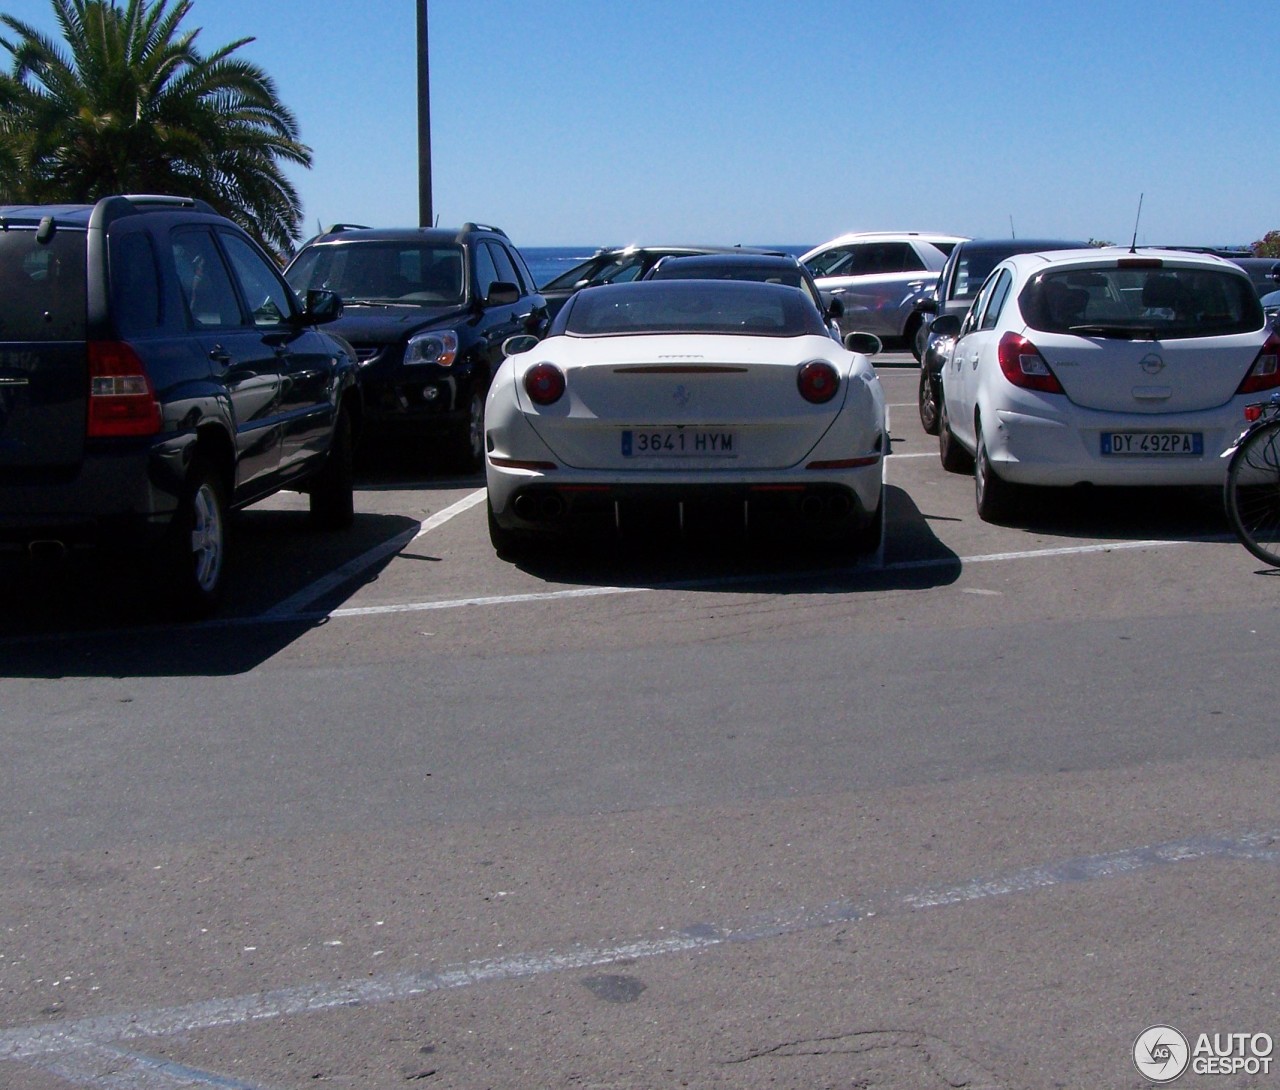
[1225, 419, 1280, 567]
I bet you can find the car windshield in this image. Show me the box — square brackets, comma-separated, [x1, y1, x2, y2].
[561, 281, 829, 338]
[651, 261, 802, 287]
[286, 242, 465, 305]
[648, 260, 822, 311]
[541, 252, 650, 291]
[1020, 265, 1264, 339]
[952, 252, 1007, 301]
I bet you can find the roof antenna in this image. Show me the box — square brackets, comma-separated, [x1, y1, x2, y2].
[1009, 215, 1016, 240]
[1129, 193, 1144, 253]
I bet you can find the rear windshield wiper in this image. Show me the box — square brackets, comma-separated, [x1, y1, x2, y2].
[1068, 323, 1160, 340]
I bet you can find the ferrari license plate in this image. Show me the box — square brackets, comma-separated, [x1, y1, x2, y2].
[621, 428, 736, 457]
[1101, 432, 1203, 456]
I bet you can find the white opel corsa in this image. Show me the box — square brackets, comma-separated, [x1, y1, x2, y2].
[484, 279, 888, 556]
[934, 248, 1278, 522]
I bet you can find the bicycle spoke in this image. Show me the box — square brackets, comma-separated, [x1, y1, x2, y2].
[1227, 421, 1280, 566]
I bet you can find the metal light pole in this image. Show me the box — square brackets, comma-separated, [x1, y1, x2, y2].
[416, 0, 433, 227]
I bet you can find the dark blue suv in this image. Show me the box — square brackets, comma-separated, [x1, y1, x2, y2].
[0, 194, 361, 617]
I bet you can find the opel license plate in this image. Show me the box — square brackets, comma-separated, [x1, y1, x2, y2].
[1101, 432, 1203, 456]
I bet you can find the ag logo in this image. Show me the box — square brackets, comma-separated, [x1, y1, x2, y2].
[1134, 1025, 1190, 1083]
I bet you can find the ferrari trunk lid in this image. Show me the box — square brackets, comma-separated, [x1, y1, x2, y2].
[521, 334, 848, 471]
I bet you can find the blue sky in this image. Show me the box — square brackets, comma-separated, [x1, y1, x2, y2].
[1, 0, 1277, 250]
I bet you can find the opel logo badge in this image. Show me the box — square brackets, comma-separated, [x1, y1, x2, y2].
[1140, 353, 1165, 375]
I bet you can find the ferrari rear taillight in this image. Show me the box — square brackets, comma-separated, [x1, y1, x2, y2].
[87, 341, 162, 437]
[524, 362, 566, 406]
[1236, 331, 1280, 395]
[797, 360, 840, 404]
[997, 332, 1064, 394]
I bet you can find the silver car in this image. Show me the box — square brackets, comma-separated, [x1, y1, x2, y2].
[801, 231, 966, 345]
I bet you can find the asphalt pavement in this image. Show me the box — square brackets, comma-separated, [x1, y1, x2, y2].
[2, 353, 1278, 1089]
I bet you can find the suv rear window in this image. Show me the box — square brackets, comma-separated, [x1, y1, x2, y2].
[562, 281, 828, 338]
[1020, 265, 1263, 339]
[0, 230, 86, 341]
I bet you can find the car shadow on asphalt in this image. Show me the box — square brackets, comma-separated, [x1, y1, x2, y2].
[983, 483, 1230, 542]
[499, 484, 963, 595]
[0, 507, 423, 679]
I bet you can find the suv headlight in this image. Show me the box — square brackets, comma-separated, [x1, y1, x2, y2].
[405, 330, 459, 366]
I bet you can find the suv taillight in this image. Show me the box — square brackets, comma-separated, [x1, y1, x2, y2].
[87, 341, 162, 437]
[997, 332, 1064, 394]
[1236, 331, 1280, 395]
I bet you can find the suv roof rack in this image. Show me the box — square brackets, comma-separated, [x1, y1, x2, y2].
[458, 222, 508, 241]
[322, 222, 372, 235]
[85, 194, 218, 229]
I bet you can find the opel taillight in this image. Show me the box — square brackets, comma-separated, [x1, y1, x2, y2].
[997, 332, 1064, 394]
[87, 341, 162, 437]
[1236, 331, 1280, 395]
[524, 362, 566, 406]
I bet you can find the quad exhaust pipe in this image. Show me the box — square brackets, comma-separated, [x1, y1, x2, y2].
[512, 492, 566, 522]
[799, 492, 853, 521]
[28, 539, 68, 562]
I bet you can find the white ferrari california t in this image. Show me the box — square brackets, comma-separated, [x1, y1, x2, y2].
[484, 278, 888, 556]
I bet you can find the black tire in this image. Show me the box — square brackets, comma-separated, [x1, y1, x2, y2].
[937, 394, 972, 473]
[905, 313, 925, 362]
[452, 389, 486, 472]
[309, 407, 355, 530]
[160, 455, 227, 619]
[918, 367, 940, 435]
[974, 425, 1019, 524]
[1225, 419, 1280, 567]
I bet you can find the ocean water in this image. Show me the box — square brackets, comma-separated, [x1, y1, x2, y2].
[521, 245, 812, 290]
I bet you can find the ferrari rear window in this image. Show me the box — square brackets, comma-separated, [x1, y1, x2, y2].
[562, 280, 828, 338]
[1020, 265, 1263, 339]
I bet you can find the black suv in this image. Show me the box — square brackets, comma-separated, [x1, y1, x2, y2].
[0, 194, 361, 617]
[284, 223, 546, 467]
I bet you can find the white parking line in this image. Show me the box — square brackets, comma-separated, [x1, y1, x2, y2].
[314, 538, 1194, 620]
[260, 489, 487, 619]
[5, 828, 1276, 1088]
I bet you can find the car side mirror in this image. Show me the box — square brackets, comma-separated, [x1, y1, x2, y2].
[917, 296, 938, 314]
[1269, 263, 1280, 284]
[301, 288, 343, 324]
[843, 331, 882, 357]
[929, 314, 962, 339]
[485, 281, 521, 307]
[502, 334, 539, 357]
[825, 296, 844, 320]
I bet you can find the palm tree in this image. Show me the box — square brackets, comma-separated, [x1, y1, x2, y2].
[0, 0, 311, 258]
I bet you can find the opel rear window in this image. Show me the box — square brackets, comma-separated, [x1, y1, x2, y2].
[0, 229, 86, 342]
[1020, 265, 1263, 339]
[561, 281, 828, 338]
